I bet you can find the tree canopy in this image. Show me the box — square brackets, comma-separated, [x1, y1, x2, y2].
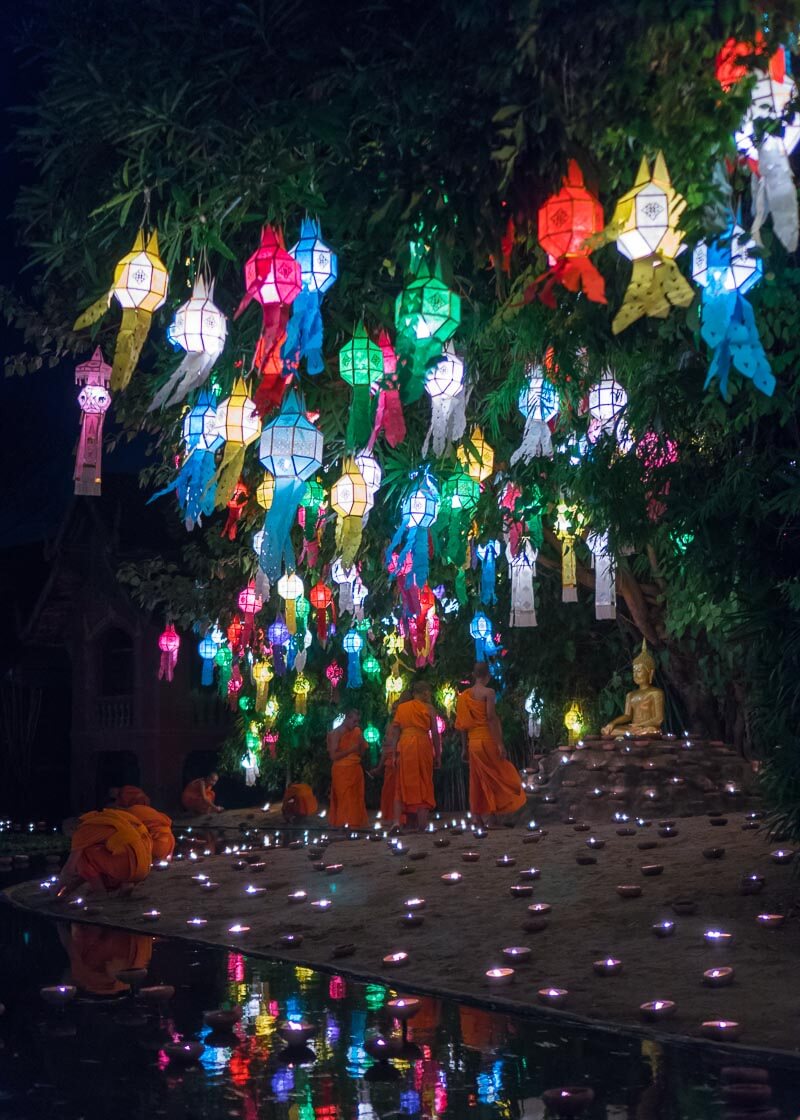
[5, 0, 800, 817]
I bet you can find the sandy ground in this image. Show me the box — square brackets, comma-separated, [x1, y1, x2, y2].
[8, 809, 799, 1053]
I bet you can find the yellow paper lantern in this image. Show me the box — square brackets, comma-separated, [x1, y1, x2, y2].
[277, 572, 304, 634]
[457, 427, 494, 484]
[330, 458, 372, 566]
[252, 659, 274, 711]
[255, 472, 276, 511]
[293, 673, 311, 715]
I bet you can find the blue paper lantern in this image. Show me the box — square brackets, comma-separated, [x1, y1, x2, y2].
[343, 629, 364, 689]
[282, 218, 338, 376]
[149, 388, 221, 529]
[197, 631, 222, 687]
[387, 469, 440, 587]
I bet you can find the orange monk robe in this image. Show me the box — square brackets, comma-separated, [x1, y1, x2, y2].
[283, 783, 318, 817]
[393, 699, 435, 812]
[66, 924, 153, 996]
[459, 1005, 508, 1051]
[126, 803, 176, 861]
[116, 785, 150, 808]
[69, 809, 152, 891]
[181, 777, 216, 815]
[455, 691, 526, 817]
[329, 729, 369, 827]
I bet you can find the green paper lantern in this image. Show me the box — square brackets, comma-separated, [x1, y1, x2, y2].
[239, 694, 254, 712]
[363, 654, 381, 678]
[395, 264, 461, 344]
[363, 724, 381, 745]
[339, 323, 383, 449]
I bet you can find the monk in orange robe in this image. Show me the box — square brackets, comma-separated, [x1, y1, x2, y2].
[282, 782, 318, 822]
[388, 681, 441, 831]
[59, 923, 153, 997]
[327, 711, 369, 828]
[57, 808, 152, 896]
[126, 803, 176, 861]
[181, 772, 223, 815]
[455, 661, 526, 827]
[112, 785, 151, 809]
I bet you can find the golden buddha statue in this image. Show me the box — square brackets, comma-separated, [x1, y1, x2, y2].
[601, 640, 664, 737]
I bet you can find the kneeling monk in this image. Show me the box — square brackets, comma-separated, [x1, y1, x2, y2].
[389, 682, 441, 831]
[181, 773, 223, 815]
[455, 662, 525, 827]
[282, 783, 318, 822]
[125, 803, 176, 861]
[112, 785, 151, 809]
[327, 710, 368, 828]
[58, 809, 152, 896]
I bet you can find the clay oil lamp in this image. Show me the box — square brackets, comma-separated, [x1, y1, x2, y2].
[310, 899, 333, 911]
[641, 864, 664, 877]
[155, 860, 170, 871]
[228, 923, 250, 935]
[244, 885, 266, 898]
[408, 851, 427, 862]
[703, 966, 735, 988]
[617, 827, 637, 836]
[541, 1087, 594, 1117]
[593, 957, 622, 977]
[704, 929, 733, 947]
[403, 897, 426, 911]
[186, 917, 208, 930]
[709, 816, 728, 827]
[287, 890, 308, 904]
[585, 837, 605, 850]
[247, 861, 266, 872]
[204, 1006, 243, 1029]
[191, 873, 208, 882]
[528, 902, 552, 917]
[279, 933, 303, 948]
[537, 987, 568, 1008]
[141, 909, 161, 922]
[202, 881, 221, 892]
[383, 951, 409, 968]
[671, 897, 697, 915]
[165, 1041, 205, 1064]
[510, 883, 533, 898]
[485, 967, 515, 987]
[461, 850, 480, 863]
[288, 839, 304, 850]
[139, 985, 175, 1004]
[575, 854, 597, 866]
[40, 985, 76, 1007]
[441, 871, 463, 884]
[496, 855, 516, 868]
[399, 911, 424, 928]
[524, 917, 549, 933]
[638, 840, 658, 851]
[756, 913, 785, 929]
[473, 828, 488, 839]
[658, 826, 677, 838]
[616, 884, 642, 899]
[502, 946, 531, 965]
[324, 863, 344, 875]
[387, 996, 420, 1021]
[770, 849, 795, 865]
[278, 1020, 316, 1046]
[701, 1019, 740, 1041]
[67, 897, 86, 910]
[573, 823, 591, 832]
[652, 920, 675, 938]
[740, 873, 765, 895]
[434, 837, 450, 848]
[702, 848, 725, 861]
[518, 867, 541, 881]
[231, 860, 247, 871]
[640, 1000, 676, 1023]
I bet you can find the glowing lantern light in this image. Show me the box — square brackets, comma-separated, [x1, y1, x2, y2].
[237, 581, 263, 646]
[255, 472, 276, 511]
[74, 229, 169, 392]
[362, 653, 381, 680]
[252, 659, 274, 712]
[339, 325, 384, 450]
[309, 581, 335, 646]
[293, 673, 311, 715]
[74, 348, 112, 497]
[476, 540, 501, 605]
[331, 458, 372, 566]
[529, 160, 606, 307]
[212, 377, 260, 520]
[525, 689, 543, 738]
[354, 451, 382, 502]
[221, 479, 250, 542]
[331, 559, 358, 615]
[457, 428, 494, 484]
[439, 468, 480, 570]
[438, 685, 456, 716]
[692, 221, 773, 398]
[511, 353, 559, 464]
[158, 624, 180, 682]
[242, 734, 261, 787]
[507, 539, 538, 628]
[343, 630, 364, 689]
[587, 371, 628, 444]
[610, 153, 693, 334]
[469, 612, 493, 661]
[234, 225, 303, 410]
[268, 618, 291, 677]
[198, 630, 222, 687]
[564, 701, 584, 742]
[387, 470, 440, 587]
[263, 729, 279, 757]
[283, 217, 338, 376]
[424, 345, 466, 455]
[258, 388, 324, 580]
[715, 34, 769, 91]
[352, 575, 369, 620]
[385, 670, 405, 710]
[554, 503, 586, 603]
[395, 260, 461, 400]
[586, 530, 616, 620]
[277, 572, 304, 635]
[215, 645, 232, 698]
[326, 661, 345, 699]
[151, 275, 227, 409]
[367, 329, 406, 450]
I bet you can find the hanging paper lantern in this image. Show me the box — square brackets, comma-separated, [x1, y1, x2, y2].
[438, 468, 480, 573]
[283, 218, 338, 376]
[268, 617, 291, 677]
[309, 581, 335, 646]
[293, 673, 311, 715]
[212, 377, 260, 512]
[258, 388, 324, 580]
[457, 427, 494, 485]
[326, 660, 345, 699]
[252, 659, 274, 712]
[587, 371, 628, 444]
[255, 472, 276, 511]
[438, 684, 456, 716]
[692, 221, 773, 398]
[221, 479, 250, 542]
[227, 615, 245, 655]
[367, 330, 407, 450]
[610, 153, 693, 334]
[151, 388, 224, 529]
[74, 230, 169, 392]
[74, 348, 112, 497]
[511, 362, 559, 465]
[732, 49, 800, 252]
[151, 275, 227, 410]
[525, 689, 543, 738]
[637, 430, 679, 521]
[234, 225, 302, 411]
[263, 729, 279, 757]
[528, 160, 606, 307]
[157, 624, 180, 683]
[330, 458, 372, 567]
[215, 644, 233, 698]
[554, 503, 586, 603]
[423, 345, 467, 456]
[564, 701, 584, 741]
[469, 612, 493, 661]
[263, 697, 280, 727]
[343, 630, 364, 689]
[354, 451, 382, 502]
[277, 572, 304, 635]
[506, 539, 538, 627]
[242, 735, 261, 788]
[395, 261, 461, 402]
[715, 33, 769, 91]
[385, 669, 405, 710]
[476, 540, 501, 605]
[387, 470, 440, 587]
[339, 325, 383, 450]
[198, 631, 222, 687]
[352, 575, 369, 620]
[586, 530, 616, 620]
[362, 653, 381, 679]
[237, 581, 263, 647]
[331, 559, 358, 615]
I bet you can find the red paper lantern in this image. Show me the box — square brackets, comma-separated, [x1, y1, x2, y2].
[309, 580, 335, 645]
[527, 161, 606, 308]
[715, 33, 777, 91]
[221, 479, 250, 541]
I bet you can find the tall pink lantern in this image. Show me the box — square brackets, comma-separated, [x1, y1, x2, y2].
[158, 624, 180, 682]
[74, 348, 112, 496]
[237, 581, 264, 647]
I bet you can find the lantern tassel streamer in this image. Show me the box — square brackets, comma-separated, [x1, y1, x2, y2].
[753, 135, 799, 252]
[260, 478, 306, 580]
[282, 288, 324, 375]
[701, 290, 774, 398]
